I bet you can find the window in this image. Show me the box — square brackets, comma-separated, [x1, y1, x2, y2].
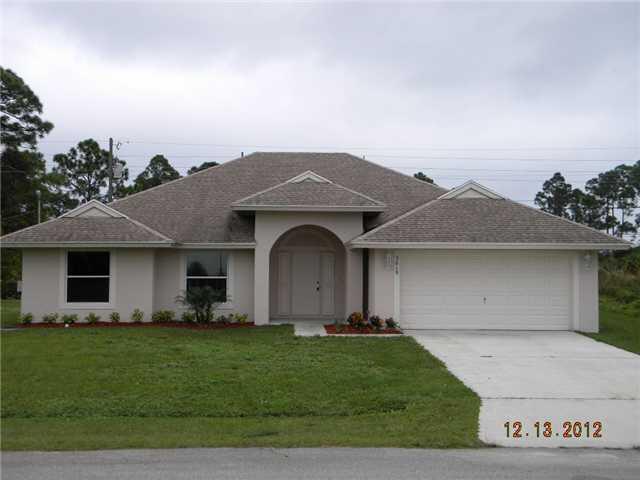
[66, 251, 110, 303]
[186, 252, 228, 300]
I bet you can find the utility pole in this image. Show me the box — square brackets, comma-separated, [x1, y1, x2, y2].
[35, 190, 41, 224]
[107, 137, 114, 203]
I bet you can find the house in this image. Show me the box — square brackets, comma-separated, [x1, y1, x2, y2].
[1, 152, 631, 331]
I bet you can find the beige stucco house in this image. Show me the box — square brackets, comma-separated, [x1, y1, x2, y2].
[1, 152, 631, 331]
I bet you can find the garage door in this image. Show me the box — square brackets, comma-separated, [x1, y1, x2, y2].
[399, 251, 572, 330]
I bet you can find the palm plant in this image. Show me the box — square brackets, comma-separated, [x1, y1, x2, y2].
[175, 287, 227, 323]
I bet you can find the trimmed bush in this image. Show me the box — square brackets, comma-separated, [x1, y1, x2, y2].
[369, 315, 383, 331]
[385, 317, 398, 329]
[234, 313, 249, 324]
[20, 313, 33, 325]
[85, 313, 100, 324]
[109, 312, 121, 323]
[61, 314, 78, 324]
[151, 310, 175, 323]
[347, 312, 366, 329]
[42, 313, 59, 324]
[181, 311, 196, 323]
[131, 309, 144, 323]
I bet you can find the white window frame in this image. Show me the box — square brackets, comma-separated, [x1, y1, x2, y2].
[59, 249, 116, 309]
[179, 251, 234, 309]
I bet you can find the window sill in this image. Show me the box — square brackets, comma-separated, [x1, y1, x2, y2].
[61, 303, 114, 310]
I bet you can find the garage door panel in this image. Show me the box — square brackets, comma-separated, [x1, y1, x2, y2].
[399, 251, 572, 330]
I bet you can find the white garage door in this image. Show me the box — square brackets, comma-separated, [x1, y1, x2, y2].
[399, 251, 572, 330]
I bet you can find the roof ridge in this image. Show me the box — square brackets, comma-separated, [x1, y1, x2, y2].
[343, 153, 449, 193]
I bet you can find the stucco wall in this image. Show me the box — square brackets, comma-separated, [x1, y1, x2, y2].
[573, 251, 599, 333]
[21, 248, 255, 322]
[21, 248, 155, 322]
[368, 249, 395, 319]
[152, 248, 255, 320]
[253, 211, 364, 325]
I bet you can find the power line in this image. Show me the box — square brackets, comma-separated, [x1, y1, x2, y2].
[36, 139, 639, 151]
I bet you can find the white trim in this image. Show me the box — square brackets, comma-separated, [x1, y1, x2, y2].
[232, 205, 385, 212]
[176, 243, 256, 249]
[6, 242, 172, 248]
[179, 250, 235, 310]
[393, 252, 400, 324]
[287, 170, 332, 183]
[349, 242, 631, 250]
[59, 249, 116, 309]
[61, 200, 125, 218]
[571, 253, 580, 331]
[438, 180, 504, 200]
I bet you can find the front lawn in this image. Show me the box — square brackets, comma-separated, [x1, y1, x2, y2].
[1, 323, 480, 450]
[1, 298, 20, 328]
[583, 299, 640, 355]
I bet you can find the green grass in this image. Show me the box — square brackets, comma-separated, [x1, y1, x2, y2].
[0, 322, 480, 450]
[1, 299, 20, 327]
[583, 299, 640, 355]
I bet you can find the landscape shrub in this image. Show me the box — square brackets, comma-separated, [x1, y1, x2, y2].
[42, 313, 59, 324]
[234, 313, 249, 324]
[85, 312, 100, 324]
[347, 312, 367, 329]
[109, 312, 120, 323]
[175, 286, 226, 323]
[131, 309, 144, 323]
[385, 317, 398, 329]
[181, 311, 196, 323]
[61, 314, 78, 324]
[20, 313, 33, 325]
[369, 315, 383, 331]
[151, 310, 175, 323]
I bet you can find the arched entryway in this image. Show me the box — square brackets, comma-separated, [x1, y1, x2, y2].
[269, 225, 346, 321]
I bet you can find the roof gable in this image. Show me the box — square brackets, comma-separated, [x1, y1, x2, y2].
[62, 200, 125, 218]
[232, 170, 386, 212]
[439, 180, 504, 200]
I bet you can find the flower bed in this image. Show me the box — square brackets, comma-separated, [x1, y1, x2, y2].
[19, 322, 255, 330]
[324, 324, 402, 335]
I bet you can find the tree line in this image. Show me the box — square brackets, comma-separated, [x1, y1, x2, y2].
[534, 164, 640, 238]
[1, 67, 220, 236]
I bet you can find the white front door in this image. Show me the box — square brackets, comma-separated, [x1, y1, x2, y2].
[282, 251, 335, 317]
[291, 252, 321, 315]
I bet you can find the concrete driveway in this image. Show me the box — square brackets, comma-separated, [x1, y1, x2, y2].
[408, 331, 640, 448]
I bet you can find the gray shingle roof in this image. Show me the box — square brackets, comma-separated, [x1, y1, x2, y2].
[109, 152, 445, 243]
[1, 217, 172, 245]
[232, 177, 385, 210]
[351, 198, 631, 246]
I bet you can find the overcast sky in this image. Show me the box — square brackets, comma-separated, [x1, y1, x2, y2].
[1, 1, 638, 202]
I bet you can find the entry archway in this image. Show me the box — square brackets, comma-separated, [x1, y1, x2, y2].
[269, 225, 346, 321]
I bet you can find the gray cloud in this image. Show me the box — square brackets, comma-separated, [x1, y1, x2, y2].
[1, 1, 638, 201]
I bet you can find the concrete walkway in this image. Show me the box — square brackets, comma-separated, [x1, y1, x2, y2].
[408, 330, 640, 448]
[2, 448, 639, 480]
[270, 319, 327, 336]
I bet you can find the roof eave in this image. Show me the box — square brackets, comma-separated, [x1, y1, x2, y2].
[232, 205, 385, 212]
[1, 241, 175, 248]
[348, 241, 633, 251]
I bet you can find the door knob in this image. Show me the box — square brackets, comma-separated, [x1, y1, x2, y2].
[316, 281, 320, 291]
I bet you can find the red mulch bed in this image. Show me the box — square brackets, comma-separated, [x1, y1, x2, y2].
[19, 322, 255, 330]
[324, 325, 402, 335]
